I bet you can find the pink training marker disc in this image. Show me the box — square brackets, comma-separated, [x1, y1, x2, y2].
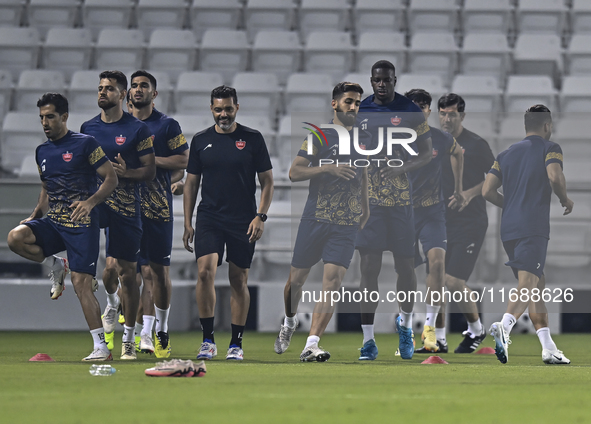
[29, 353, 54, 362]
[475, 347, 496, 355]
[421, 355, 449, 364]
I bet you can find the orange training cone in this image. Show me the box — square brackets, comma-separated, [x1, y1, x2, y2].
[421, 356, 448, 364]
[476, 347, 496, 354]
[29, 353, 54, 361]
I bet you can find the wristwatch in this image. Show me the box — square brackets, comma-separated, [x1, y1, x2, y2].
[256, 213, 268, 222]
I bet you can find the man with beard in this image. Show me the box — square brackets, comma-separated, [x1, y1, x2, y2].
[127, 70, 189, 358]
[354, 61, 432, 361]
[183, 86, 274, 361]
[81, 70, 156, 360]
[274, 82, 370, 362]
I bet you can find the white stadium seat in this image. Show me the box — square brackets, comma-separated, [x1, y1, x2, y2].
[0, 70, 13, 123]
[0, 27, 40, 81]
[252, 30, 301, 85]
[0, 0, 23, 27]
[147, 29, 197, 84]
[43, 28, 92, 81]
[571, 0, 591, 34]
[231, 72, 281, 122]
[460, 33, 511, 89]
[513, 34, 563, 85]
[136, 0, 187, 40]
[171, 113, 213, 141]
[27, 0, 79, 39]
[408, 32, 458, 87]
[565, 34, 591, 76]
[299, 0, 350, 41]
[174, 71, 224, 116]
[200, 29, 248, 84]
[451, 75, 502, 120]
[15, 70, 66, 112]
[559, 76, 591, 115]
[353, 0, 406, 35]
[407, 0, 459, 35]
[244, 0, 294, 42]
[395, 74, 446, 105]
[284, 73, 333, 115]
[1, 112, 46, 174]
[516, 0, 567, 36]
[356, 32, 406, 75]
[304, 31, 353, 84]
[94, 29, 145, 72]
[190, 0, 242, 42]
[68, 70, 102, 114]
[462, 0, 513, 35]
[82, 0, 134, 40]
[504, 75, 558, 116]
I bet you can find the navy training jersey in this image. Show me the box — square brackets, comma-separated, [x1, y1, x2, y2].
[359, 93, 431, 207]
[36, 131, 109, 228]
[488, 135, 563, 241]
[442, 127, 494, 225]
[298, 124, 372, 226]
[410, 127, 457, 208]
[186, 123, 272, 226]
[81, 112, 154, 217]
[139, 109, 188, 222]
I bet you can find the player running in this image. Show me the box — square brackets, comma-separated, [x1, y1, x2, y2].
[483, 105, 572, 365]
[274, 82, 370, 362]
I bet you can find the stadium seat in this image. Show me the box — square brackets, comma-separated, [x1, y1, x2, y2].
[68, 70, 101, 114]
[18, 155, 39, 177]
[565, 34, 591, 76]
[571, 0, 591, 34]
[136, 0, 187, 40]
[94, 29, 145, 72]
[236, 115, 276, 155]
[353, 0, 406, 35]
[174, 71, 224, 116]
[546, 222, 591, 267]
[27, 0, 79, 39]
[67, 112, 96, 134]
[304, 31, 353, 84]
[190, 0, 242, 42]
[461, 115, 497, 147]
[451, 75, 502, 121]
[171, 113, 213, 141]
[460, 33, 511, 88]
[395, 74, 446, 102]
[497, 116, 525, 152]
[231, 72, 281, 122]
[342, 73, 372, 98]
[504, 75, 558, 117]
[15, 70, 66, 112]
[82, 0, 134, 40]
[559, 76, 591, 115]
[407, 0, 459, 35]
[516, 0, 567, 36]
[42, 28, 92, 81]
[461, 0, 513, 35]
[553, 117, 591, 184]
[147, 29, 197, 84]
[356, 32, 406, 75]
[284, 73, 333, 116]
[252, 30, 301, 85]
[200, 29, 248, 84]
[1, 112, 46, 174]
[277, 114, 294, 173]
[0, 0, 23, 27]
[513, 34, 563, 85]
[244, 0, 294, 42]
[299, 0, 350, 41]
[0, 70, 13, 124]
[0, 27, 40, 81]
[408, 32, 458, 87]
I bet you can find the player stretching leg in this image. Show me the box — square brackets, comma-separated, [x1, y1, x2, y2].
[483, 105, 572, 365]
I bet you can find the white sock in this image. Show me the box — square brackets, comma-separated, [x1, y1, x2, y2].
[90, 328, 108, 350]
[436, 327, 447, 345]
[155, 306, 170, 333]
[467, 318, 483, 337]
[501, 313, 517, 335]
[142, 315, 155, 336]
[284, 315, 297, 328]
[134, 323, 143, 338]
[106, 291, 120, 308]
[42, 255, 64, 271]
[399, 310, 413, 329]
[536, 327, 557, 351]
[305, 335, 320, 349]
[361, 324, 375, 344]
[122, 325, 135, 343]
[424, 304, 440, 327]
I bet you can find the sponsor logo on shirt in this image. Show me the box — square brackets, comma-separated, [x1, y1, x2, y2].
[62, 152, 73, 162]
[116, 135, 126, 145]
[236, 139, 246, 150]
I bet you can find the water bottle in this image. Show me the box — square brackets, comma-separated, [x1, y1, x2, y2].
[89, 364, 116, 376]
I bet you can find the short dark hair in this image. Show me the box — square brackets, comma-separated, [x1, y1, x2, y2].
[130, 70, 157, 90]
[210, 85, 238, 105]
[438, 93, 465, 112]
[404, 88, 432, 107]
[524, 104, 552, 132]
[126, 89, 131, 104]
[99, 70, 128, 91]
[371, 60, 396, 75]
[332, 81, 364, 100]
[37, 92, 68, 115]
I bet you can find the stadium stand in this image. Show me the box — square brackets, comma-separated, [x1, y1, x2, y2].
[190, 0, 242, 42]
[231, 72, 281, 122]
[244, 0, 294, 42]
[136, 0, 188, 40]
[42, 28, 93, 82]
[504, 75, 558, 115]
[284, 72, 333, 115]
[0, 0, 23, 27]
[146, 29, 198, 84]
[407, 0, 459, 35]
[353, 0, 406, 34]
[174, 71, 224, 115]
[460, 33, 511, 88]
[304, 31, 353, 84]
[67, 70, 102, 113]
[27, 0, 79, 39]
[200, 29, 248, 83]
[565, 34, 591, 76]
[1, 112, 45, 174]
[82, 0, 134, 40]
[356, 32, 406, 75]
[251, 30, 301, 85]
[298, 0, 350, 40]
[461, 0, 513, 35]
[516, 0, 567, 36]
[0, 70, 12, 123]
[450, 75, 502, 121]
[571, 0, 591, 34]
[94, 29, 145, 72]
[513, 34, 563, 85]
[559, 75, 591, 114]
[0, 27, 40, 81]
[15, 70, 66, 112]
[408, 32, 458, 87]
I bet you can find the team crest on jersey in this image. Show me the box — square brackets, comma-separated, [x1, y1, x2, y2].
[116, 135, 126, 145]
[391, 116, 401, 126]
[432, 149, 438, 158]
[62, 152, 73, 162]
[359, 143, 367, 150]
[236, 140, 246, 150]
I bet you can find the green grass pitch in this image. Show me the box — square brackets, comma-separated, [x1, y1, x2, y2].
[1, 331, 590, 424]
